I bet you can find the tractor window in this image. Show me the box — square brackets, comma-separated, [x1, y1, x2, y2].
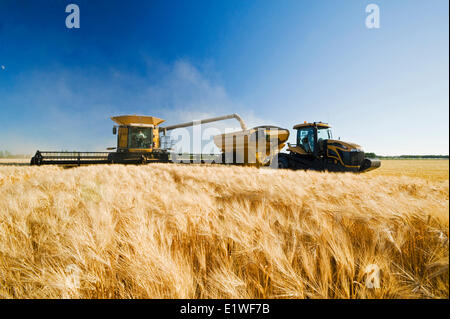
[128, 127, 153, 149]
[317, 128, 332, 141]
[297, 127, 315, 153]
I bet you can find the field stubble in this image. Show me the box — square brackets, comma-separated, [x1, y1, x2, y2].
[0, 160, 448, 298]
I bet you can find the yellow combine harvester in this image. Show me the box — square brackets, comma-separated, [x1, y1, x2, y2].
[30, 114, 380, 172]
[30, 113, 286, 166]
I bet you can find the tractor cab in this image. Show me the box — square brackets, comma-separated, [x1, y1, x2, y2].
[111, 115, 164, 153]
[291, 122, 332, 156]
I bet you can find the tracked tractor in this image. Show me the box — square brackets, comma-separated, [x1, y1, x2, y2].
[276, 122, 380, 172]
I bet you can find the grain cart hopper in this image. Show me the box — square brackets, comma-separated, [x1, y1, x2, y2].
[213, 126, 290, 166]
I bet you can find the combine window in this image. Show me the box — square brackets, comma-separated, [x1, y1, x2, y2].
[128, 127, 153, 149]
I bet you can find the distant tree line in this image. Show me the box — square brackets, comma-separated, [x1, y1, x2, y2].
[365, 152, 377, 158]
[0, 150, 31, 158]
[365, 152, 448, 159]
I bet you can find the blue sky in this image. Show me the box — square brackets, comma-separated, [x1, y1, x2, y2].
[0, 0, 448, 155]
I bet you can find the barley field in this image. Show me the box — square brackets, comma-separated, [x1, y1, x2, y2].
[367, 159, 449, 182]
[0, 160, 448, 298]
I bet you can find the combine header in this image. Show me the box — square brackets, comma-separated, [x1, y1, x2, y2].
[30, 151, 110, 165]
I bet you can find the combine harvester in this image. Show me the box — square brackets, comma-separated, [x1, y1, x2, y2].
[30, 114, 289, 167]
[30, 113, 380, 172]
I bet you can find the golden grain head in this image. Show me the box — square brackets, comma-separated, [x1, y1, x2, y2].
[0, 160, 448, 298]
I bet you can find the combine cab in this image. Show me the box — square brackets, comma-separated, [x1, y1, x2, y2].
[107, 115, 169, 164]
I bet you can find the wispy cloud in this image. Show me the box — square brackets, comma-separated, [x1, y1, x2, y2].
[0, 59, 269, 154]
